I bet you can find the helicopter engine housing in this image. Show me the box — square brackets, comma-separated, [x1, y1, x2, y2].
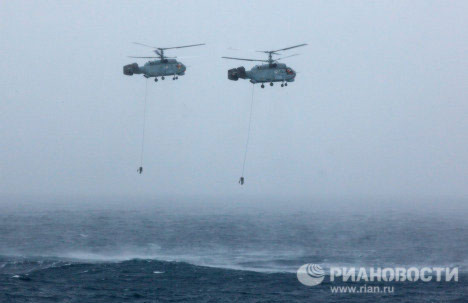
[123, 63, 140, 76]
[228, 66, 247, 81]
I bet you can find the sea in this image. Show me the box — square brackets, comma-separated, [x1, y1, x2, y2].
[0, 196, 466, 302]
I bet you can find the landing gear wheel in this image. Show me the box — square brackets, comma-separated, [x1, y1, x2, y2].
[161, 76, 165, 80]
[270, 82, 273, 86]
[281, 83, 284, 87]
[154, 78, 158, 82]
[176, 76, 179, 79]
[172, 77, 176, 80]
[261, 84, 265, 88]
[285, 82, 288, 86]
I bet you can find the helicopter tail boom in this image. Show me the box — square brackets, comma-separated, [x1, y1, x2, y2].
[228, 66, 247, 81]
[123, 63, 141, 76]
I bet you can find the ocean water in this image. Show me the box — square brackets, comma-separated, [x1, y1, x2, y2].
[0, 197, 466, 302]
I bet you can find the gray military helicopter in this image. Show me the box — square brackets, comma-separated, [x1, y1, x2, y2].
[123, 43, 205, 82]
[222, 44, 307, 88]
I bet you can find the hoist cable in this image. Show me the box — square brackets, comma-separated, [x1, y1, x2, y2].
[139, 78, 149, 167]
[241, 84, 255, 178]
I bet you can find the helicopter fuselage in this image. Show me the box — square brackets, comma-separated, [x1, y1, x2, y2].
[228, 63, 296, 84]
[123, 59, 186, 78]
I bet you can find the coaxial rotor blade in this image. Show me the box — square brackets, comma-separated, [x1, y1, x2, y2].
[159, 43, 205, 50]
[256, 44, 307, 54]
[222, 56, 267, 62]
[276, 54, 300, 60]
[133, 42, 158, 48]
[256, 51, 281, 55]
[128, 56, 158, 58]
[271, 43, 307, 53]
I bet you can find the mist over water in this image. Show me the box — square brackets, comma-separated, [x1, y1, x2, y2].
[1, 195, 466, 273]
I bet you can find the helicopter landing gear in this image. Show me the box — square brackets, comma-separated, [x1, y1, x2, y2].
[261, 84, 265, 88]
[285, 82, 288, 86]
[281, 83, 284, 87]
[161, 76, 165, 80]
[154, 78, 158, 82]
[270, 82, 273, 86]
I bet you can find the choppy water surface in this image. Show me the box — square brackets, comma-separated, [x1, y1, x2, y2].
[0, 197, 466, 302]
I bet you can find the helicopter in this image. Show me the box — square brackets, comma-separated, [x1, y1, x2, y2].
[123, 43, 205, 82]
[222, 44, 307, 88]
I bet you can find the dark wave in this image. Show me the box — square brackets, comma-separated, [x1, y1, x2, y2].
[1, 256, 466, 303]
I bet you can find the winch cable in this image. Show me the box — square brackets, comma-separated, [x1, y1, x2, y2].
[138, 78, 149, 173]
[240, 84, 255, 185]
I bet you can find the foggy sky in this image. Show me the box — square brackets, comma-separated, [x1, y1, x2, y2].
[1, 1, 467, 199]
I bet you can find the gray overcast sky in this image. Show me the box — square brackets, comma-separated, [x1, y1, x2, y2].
[0, 1, 467, 199]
